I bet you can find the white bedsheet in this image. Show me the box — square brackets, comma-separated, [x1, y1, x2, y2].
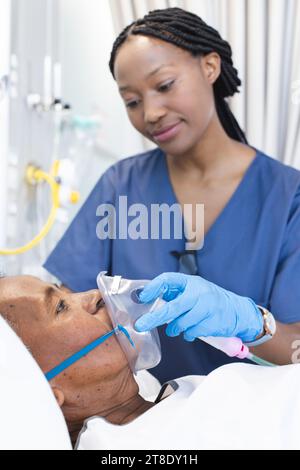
[77, 362, 300, 450]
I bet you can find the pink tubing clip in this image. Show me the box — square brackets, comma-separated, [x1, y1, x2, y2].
[223, 337, 249, 359]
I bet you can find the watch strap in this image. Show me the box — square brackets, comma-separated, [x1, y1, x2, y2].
[244, 306, 276, 347]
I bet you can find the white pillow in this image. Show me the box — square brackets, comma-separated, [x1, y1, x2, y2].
[0, 316, 72, 450]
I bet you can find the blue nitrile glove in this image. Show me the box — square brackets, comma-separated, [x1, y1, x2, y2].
[135, 273, 263, 342]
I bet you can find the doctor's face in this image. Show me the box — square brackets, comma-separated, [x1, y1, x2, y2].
[114, 35, 220, 156]
[0, 276, 129, 387]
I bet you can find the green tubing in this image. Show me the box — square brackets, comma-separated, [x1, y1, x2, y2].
[248, 353, 276, 367]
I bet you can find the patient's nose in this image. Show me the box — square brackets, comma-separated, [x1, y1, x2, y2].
[80, 290, 104, 315]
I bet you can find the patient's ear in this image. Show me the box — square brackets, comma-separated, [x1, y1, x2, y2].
[51, 386, 65, 407]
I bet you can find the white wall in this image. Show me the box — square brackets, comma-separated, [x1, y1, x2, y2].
[0, 0, 10, 246]
[59, 0, 145, 160]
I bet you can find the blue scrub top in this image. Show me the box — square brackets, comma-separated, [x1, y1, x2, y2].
[44, 147, 300, 383]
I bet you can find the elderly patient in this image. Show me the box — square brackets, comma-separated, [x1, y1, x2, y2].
[0, 275, 153, 445]
[1, 275, 300, 450]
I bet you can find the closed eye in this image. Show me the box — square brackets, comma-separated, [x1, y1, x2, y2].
[126, 100, 139, 109]
[126, 80, 175, 109]
[158, 80, 175, 92]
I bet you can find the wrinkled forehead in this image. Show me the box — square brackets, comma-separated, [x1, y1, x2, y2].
[0, 275, 47, 301]
[0, 275, 51, 327]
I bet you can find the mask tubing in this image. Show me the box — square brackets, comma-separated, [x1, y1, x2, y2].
[45, 328, 117, 381]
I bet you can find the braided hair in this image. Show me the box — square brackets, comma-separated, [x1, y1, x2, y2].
[109, 7, 247, 144]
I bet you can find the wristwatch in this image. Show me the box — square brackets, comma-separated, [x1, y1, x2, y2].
[244, 305, 277, 347]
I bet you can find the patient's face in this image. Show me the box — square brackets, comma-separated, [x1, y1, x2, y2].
[0, 276, 129, 387]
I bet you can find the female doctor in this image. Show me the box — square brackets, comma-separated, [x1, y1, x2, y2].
[44, 7, 300, 382]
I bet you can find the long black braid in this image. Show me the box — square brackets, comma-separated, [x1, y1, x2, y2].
[109, 7, 247, 144]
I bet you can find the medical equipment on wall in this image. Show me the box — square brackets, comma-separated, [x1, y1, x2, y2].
[0, 159, 79, 256]
[0, 54, 81, 258]
[44, 273, 163, 381]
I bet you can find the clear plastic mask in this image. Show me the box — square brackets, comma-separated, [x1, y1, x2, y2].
[97, 272, 163, 374]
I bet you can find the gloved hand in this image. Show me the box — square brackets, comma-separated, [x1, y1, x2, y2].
[135, 273, 263, 343]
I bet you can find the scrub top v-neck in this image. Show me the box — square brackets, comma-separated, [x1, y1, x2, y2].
[44, 147, 300, 382]
[161, 146, 260, 251]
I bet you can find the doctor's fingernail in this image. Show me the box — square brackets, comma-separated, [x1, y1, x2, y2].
[184, 334, 195, 342]
[135, 320, 151, 332]
[135, 322, 145, 332]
